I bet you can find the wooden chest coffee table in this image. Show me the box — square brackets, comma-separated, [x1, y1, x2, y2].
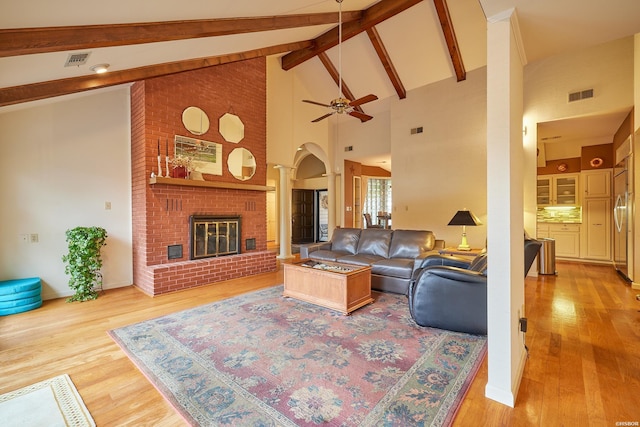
[283, 259, 373, 315]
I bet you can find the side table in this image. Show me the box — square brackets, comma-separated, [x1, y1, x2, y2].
[438, 247, 484, 257]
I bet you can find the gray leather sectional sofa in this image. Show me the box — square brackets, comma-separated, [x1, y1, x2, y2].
[299, 227, 444, 295]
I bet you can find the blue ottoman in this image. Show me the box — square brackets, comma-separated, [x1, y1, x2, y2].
[0, 277, 42, 316]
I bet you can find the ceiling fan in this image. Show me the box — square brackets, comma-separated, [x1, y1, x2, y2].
[303, 0, 378, 123]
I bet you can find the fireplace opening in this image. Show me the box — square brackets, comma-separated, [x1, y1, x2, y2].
[190, 215, 241, 260]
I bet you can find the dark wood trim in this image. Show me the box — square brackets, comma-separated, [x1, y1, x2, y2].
[0, 41, 311, 107]
[366, 27, 406, 99]
[281, 0, 423, 70]
[0, 12, 362, 58]
[317, 52, 366, 120]
[432, 0, 466, 81]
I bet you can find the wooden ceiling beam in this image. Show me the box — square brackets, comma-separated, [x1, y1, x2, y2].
[433, 0, 465, 81]
[316, 52, 366, 119]
[281, 0, 423, 70]
[366, 26, 406, 99]
[0, 12, 361, 58]
[0, 41, 311, 108]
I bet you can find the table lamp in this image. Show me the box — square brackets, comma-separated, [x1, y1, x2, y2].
[448, 209, 482, 251]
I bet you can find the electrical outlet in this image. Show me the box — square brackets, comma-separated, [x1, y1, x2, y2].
[30, 234, 39, 243]
[519, 317, 528, 333]
[105, 201, 112, 210]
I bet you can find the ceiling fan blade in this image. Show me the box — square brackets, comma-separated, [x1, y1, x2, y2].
[312, 112, 335, 123]
[349, 111, 374, 122]
[349, 94, 378, 107]
[303, 99, 331, 108]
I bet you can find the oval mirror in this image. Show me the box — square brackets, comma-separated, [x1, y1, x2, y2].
[219, 113, 244, 143]
[182, 106, 210, 136]
[227, 147, 256, 181]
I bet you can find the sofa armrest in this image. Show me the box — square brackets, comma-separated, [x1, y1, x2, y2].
[417, 254, 472, 270]
[408, 266, 487, 334]
[299, 242, 331, 258]
[419, 266, 486, 283]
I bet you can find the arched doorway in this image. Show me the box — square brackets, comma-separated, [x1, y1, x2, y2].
[292, 145, 331, 244]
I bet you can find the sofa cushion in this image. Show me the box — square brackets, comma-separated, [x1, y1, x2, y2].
[356, 229, 393, 257]
[371, 258, 415, 279]
[388, 230, 435, 259]
[330, 228, 362, 255]
[337, 254, 386, 266]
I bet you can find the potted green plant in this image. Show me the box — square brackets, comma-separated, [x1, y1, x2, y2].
[62, 226, 108, 302]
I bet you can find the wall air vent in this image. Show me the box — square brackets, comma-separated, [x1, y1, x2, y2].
[568, 88, 594, 103]
[64, 52, 91, 67]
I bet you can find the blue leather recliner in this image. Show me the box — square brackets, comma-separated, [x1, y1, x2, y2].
[408, 238, 542, 335]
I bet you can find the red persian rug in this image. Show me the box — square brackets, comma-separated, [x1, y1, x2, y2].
[109, 286, 486, 426]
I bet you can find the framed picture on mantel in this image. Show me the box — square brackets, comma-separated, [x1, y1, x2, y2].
[175, 135, 223, 176]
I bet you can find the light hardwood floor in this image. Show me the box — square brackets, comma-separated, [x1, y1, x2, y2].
[1, 261, 639, 426]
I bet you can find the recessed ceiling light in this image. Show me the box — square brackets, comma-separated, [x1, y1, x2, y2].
[90, 63, 110, 74]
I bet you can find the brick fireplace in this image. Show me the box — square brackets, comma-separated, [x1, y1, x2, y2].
[131, 58, 277, 295]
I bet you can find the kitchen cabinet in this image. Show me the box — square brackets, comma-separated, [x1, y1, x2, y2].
[582, 169, 611, 198]
[537, 173, 580, 206]
[537, 223, 581, 258]
[581, 198, 611, 261]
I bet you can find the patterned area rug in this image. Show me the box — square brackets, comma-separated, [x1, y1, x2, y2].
[109, 286, 486, 426]
[0, 374, 95, 427]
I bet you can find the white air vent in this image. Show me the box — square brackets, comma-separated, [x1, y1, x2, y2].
[568, 89, 594, 102]
[64, 52, 91, 67]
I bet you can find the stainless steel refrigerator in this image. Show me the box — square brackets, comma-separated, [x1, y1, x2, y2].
[613, 139, 632, 281]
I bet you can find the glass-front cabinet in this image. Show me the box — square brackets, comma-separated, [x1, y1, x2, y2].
[536, 177, 551, 205]
[537, 173, 579, 206]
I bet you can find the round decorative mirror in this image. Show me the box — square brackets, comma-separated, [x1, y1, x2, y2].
[219, 113, 244, 143]
[228, 147, 256, 181]
[182, 106, 210, 136]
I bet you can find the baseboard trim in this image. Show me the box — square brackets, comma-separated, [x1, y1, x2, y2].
[484, 345, 527, 408]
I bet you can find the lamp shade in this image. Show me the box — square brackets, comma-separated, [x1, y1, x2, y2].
[448, 210, 482, 226]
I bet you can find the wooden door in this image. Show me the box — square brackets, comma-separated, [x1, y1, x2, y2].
[292, 189, 315, 244]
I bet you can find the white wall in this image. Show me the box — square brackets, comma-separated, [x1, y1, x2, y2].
[525, 36, 634, 168]
[0, 87, 133, 300]
[332, 111, 392, 175]
[389, 67, 488, 249]
[266, 56, 331, 168]
[524, 37, 634, 123]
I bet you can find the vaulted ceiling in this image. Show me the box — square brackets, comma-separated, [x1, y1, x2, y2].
[1, 0, 639, 132]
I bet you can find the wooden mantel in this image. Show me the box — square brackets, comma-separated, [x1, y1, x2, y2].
[149, 176, 275, 192]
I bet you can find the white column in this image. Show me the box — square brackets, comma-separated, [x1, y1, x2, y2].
[326, 173, 336, 238]
[485, 9, 527, 407]
[275, 165, 294, 259]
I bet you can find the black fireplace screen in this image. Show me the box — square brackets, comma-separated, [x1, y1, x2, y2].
[190, 215, 241, 260]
